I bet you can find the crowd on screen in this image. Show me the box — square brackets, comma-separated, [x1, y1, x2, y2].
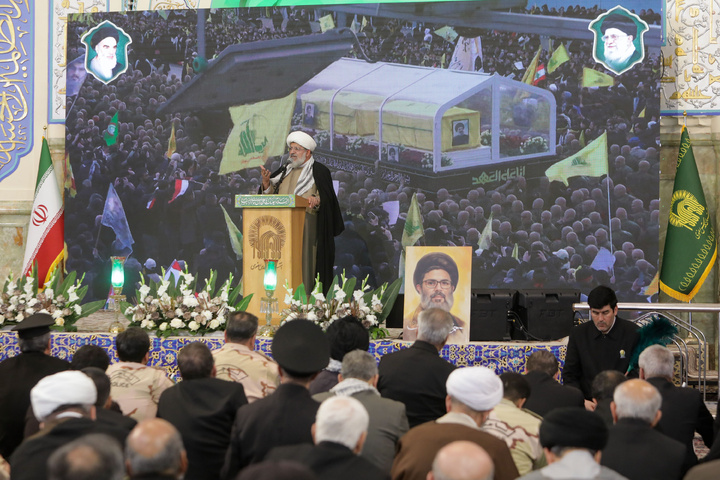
[65, 5, 659, 303]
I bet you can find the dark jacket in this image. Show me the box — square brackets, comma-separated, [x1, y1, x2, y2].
[377, 340, 456, 428]
[523, 370, 584, 417]
[9, 417, 127, 480]
[0, 352, 70, 458]
[646, 376, 714, 470]
[563, 317, 639, 399]
[267, 441, 389, 480]
[221, 382, 319, 479]
[157, 377, 248, 480]
[601, 417, 686, 480]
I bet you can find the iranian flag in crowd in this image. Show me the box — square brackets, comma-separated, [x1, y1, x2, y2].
[23, 138, 64, 287]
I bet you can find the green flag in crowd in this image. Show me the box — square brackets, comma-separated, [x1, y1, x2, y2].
[221, 205, 243, 260]
[104, 112, 119, 146]
[660, 127, 717, 301]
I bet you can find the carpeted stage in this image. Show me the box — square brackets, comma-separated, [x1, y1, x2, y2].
[0, 330, 567, 380]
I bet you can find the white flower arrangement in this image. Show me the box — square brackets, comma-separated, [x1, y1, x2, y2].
[0, 266, 104, 331]
[123, 269, 253, 337]
[280, 273, 401, 339]
[520, 135, 549, 154]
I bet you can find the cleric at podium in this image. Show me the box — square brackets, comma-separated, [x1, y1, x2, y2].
[260, 131, 344, 293]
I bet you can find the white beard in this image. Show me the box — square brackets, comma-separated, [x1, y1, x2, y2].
[91, 54, 117, 80]
[604, 44, 634, 66]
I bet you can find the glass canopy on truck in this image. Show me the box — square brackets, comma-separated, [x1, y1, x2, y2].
[296, 58, 556, 173]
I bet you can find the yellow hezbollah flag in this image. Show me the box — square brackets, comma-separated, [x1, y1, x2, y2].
[319, 14, 335, 32]
[638, 107, 646, 118]
[220, 90, 296, 175]
[545, 132, 608, 185]
[582, 67, 614, 88]
[547, 44, 570, 74]
[521, 48, 542, 85]
[402, 193, 424, 248]
[477, 213, 493, 250]
[166, 122, 176, 158]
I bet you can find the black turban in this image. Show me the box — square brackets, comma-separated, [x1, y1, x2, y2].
[540, 407, 608, 451]
[413, 252, 459, 288]
[91, 25, 119, 49]
[600, 13, 638, 37]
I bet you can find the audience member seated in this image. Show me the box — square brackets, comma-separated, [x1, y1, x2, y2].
[638, 345, 713, 471]
[70, 344, 111, 371]
[313, 349, 408, 473]
[236, 460, 319, 480]
[221, 319, 330, 479]
[483, 372, 546, 475]
[523, 350, 583, 417]
[47, 434, 125, 480]
[309, 316, 370, 395]
[378, 308, 456, 427]
[517, 407, 625, 479]
[82, 367, 137, 435]
[0, 314, 70, 459]
[125, 418, 188, 480]
[427, 441, 494, 480]
[106, 327, 174, 420]
[563, 286, 639, 403]
[9, 371, 126, 480]
[391, 366, 519, 480]
[157, 342, 247, 480]
[601, 379, 685, 480]
[267, 396, 389, 480]
[212, 312, 280, 402]
[591, 370, 628, 427]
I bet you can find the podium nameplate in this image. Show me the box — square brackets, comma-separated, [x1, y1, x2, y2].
[235, 194, 300, 208]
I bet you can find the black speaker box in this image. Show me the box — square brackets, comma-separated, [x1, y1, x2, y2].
[511, 289, 580, 341]
[385, 293, 404, 329]
[470, 289, 515, 341]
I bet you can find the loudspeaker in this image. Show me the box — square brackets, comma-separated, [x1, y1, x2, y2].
[470, 289, 515, 341]
[512, 289, 581, 341]
[385, 293, 404, 329]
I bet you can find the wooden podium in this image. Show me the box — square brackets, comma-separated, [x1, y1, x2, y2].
[235, 194, 308, 324]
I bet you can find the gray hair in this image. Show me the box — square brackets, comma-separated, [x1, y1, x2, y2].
[417, 308, 453, 346]
[613, 379, 661, 423]
[126, 425, 185, 475]
[638, 345, 674, 379]
[19, 332, 51, 353]
[315, 396, 369, 450]
[48, 434, 125, 480]
[340, 350, 378, 381]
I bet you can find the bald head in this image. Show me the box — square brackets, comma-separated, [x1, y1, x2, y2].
[428, 441, 494, 480]
[612, 379, 662, 426]
[126, 419, 187, 478]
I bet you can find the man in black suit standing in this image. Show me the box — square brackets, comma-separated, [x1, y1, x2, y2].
[221, 320, 330, 479]
[266, 396, 388, 480]
[601, 379, 685, 480]
[0, 314, 70, 458]
[157, 342, 248, 480]
[378, 307, 456, 428]
[562, 285, 639, 405]
[523, 350, 584, 417]
[639, 345, 713, 471]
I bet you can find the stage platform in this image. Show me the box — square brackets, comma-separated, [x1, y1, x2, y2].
[0, 331, 568, 380]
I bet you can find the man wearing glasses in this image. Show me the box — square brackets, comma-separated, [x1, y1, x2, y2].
[404, 252, 466, 343]
[260, 131, 344, 294]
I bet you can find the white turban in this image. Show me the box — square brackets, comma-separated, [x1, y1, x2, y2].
[31, 371, 97, 421]
[446, 366, 503, 411]
[286, 131, 317, 152]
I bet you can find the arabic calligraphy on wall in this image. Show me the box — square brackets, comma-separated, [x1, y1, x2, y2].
[663, 0, 720, 114]
[0, 0, 33, 183]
